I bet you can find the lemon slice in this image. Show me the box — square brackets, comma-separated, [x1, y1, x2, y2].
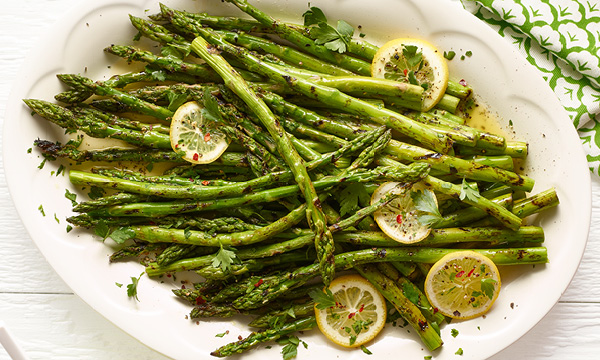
[425, 250, 501, 320]
[169, 101, 229, 164]
[371, 38, 449, 111]
[371, 181, 435, 244]
[314, 274, 387, 348]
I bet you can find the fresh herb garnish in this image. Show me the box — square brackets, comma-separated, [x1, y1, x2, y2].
[127, 272, 144, 301]
[64, 189, 78, 206]
[277, 335, 306, 360]
[94, 220, 110, 240]
[211, 243, 239, 273]
[109, 227, 136, 244]
[411, 189, 443, 226]
[403, 45, 423, 68]
[338, 183, 370, 216]
[303, 7, 355, 53]
[38, 204, 45, 216]
[459, 178, 481, 202]
[451, 328, 459, 337]
[361, 345, 373, 355]
[455, 348, 464, 355]
[308, 288, 336, 309]
[444, 50, 456, 60]
[480, 278, 497, 300]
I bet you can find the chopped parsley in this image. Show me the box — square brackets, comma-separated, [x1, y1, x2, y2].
[127, 272, 144, 301]
[444, 50, 456, 60]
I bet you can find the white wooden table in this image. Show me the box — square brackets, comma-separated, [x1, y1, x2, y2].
[1, 1, 599, 359]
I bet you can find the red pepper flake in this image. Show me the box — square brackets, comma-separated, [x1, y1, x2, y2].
[456, 271, 465, 278]
[181, 284, 186, 289]
[403, 69, 408, 76]
[196, 297, 206, 305]
[396, 214, 403, 224]
[348, 312, 356, 319]
[467, 268, 475, 277]
[359, 304, 365, 313]
[238, 335, 243, 340]
[204, 133, 211, 142]
[459, 79, 468, 86]
[174, 144, 179, 149]
[202, 180, 210, 186]
[433, 307, 439, 314]
[254, 279, 264, 287]
[193, 153, 199, 161]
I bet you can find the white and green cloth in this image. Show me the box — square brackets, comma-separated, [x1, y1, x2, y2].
[455, 0, 600, 174]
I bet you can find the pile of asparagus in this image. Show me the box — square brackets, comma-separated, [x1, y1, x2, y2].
[25, 0, 558, 357]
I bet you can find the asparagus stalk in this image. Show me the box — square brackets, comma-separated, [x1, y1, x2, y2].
[231, 246, 548, 310]
[189, 29, 337, 284]
[219, 0, 372, 75]
[24, 99, 172, 149]
[248, 300, 315, 328]
[210, 316, 316, 357]
[354, 264, 443, 351]
[163, 7, 454, 154]
[334, 226, 544, 247]
[56, 74, 175, 122]
[375, 262, 445, 325]
[85, 164, 428, 218]
[144, 186, 411, 276]
[70, 126, 388, 200]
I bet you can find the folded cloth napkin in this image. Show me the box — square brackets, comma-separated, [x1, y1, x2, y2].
[456, 0, 600, 174]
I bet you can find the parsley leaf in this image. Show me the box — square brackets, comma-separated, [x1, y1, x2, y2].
[401, 282, 420, 306]
[215, 330, 229, 338]
[127, 272, 144, 301]
[166, 91, 188, 112]
[38, 204, 45, 217]
[278, 335, 306, 360]
[459, 178, 481, 202]
[94, 220, 110, 240]
[109, 227, 136, 244]
[302, 6, 355, 53]
[455, 348, 464, 355]
[444, 50, 456, 60]
[361, 345, 373, 355]
[402, 45, 423, 68]
[338, 183, 370, 217]
[64, 189, 78, 206]
[410, 189, 443, 226]
[480, 278, 497, 300]
[211, 244, 238, 273]
[303, 7, 328, 26]
[87, 186, 105, 200]
[451, 328, 459, 337]
[308, 288, 336, 309]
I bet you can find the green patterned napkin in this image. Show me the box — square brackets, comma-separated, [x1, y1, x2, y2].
[456, 0, 600, 174]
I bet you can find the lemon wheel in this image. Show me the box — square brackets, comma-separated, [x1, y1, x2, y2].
[371, 181, 436, 244]
[425, 250, 501, 320]
[169, 101, 229, 164]
[371, 38, 449, 111]
[314, 274, 387, 348]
